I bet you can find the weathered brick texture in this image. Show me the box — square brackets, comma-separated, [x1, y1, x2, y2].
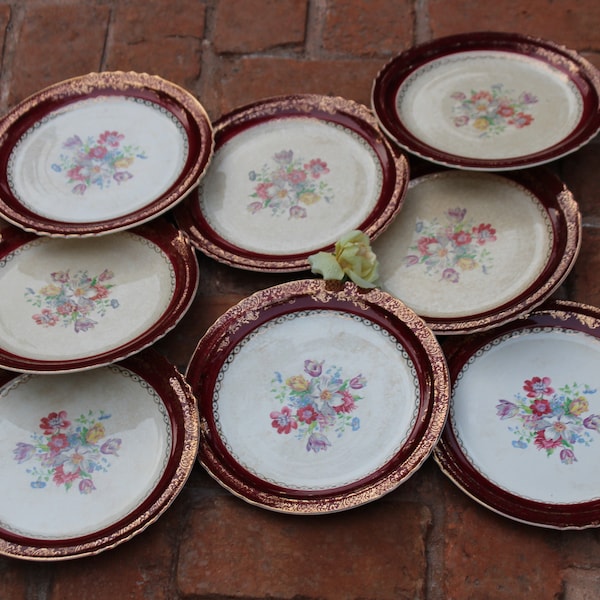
[0, 1, 599, 599]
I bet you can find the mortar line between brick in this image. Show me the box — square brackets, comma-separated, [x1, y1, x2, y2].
[0, 3, 21, 111]
[98, 6, 114, 71]
[414, 0, 431, 44]
[0, 10, 11, 111]
[305, 0, 326, 59]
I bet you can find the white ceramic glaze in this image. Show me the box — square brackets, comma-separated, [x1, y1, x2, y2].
[8, 97, 188, 223]
[374, 171, 552, 319]
[213, 310, 419, 490]
[451, 328, 600, 504]
[0, 233, 174, 362]
[0, 366, 171, 538]
[395, 51, 582, 160]
[200, 118, 382, 255]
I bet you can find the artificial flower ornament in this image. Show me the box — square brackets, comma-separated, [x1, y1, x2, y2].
[308, 230, 379, 288]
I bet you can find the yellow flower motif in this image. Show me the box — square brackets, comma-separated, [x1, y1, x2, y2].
[85, 422, 106, 444]
[456, 257, 477, 271]
[286, 375, 309, 392]
[569, 396, 589, 416]
[114, 157, 134, 168]
[298, 192, 320, 205]
[308, 230, 379, 288]
[39, 284, 61, 297]
[473, 118, 489, 131]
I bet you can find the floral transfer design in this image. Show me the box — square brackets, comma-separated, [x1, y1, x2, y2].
[496, 376, 600, 465]
[247, 149, 334, 219]
[451, 84, 538, 137]
[403, 207, 497, 283]
[13, 409, 122, 493]
[269, 359, 366, 453]
[51, 130, 147, 195]
[25, 269, 119, 333]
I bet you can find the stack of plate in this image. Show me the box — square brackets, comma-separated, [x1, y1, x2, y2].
[0, 72, 213, 558]
[173, 93, 451, 516]
[370, 31, 600, 529]
[1, 30, 599, 561]
[179, 32, 600, 529]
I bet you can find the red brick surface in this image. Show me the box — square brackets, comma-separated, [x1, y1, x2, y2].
[0, 1, 599, 599]
[200, 55, 384, 119]
[177, 495, 431, 598]
[428, 0, 600, 69]
[442, 483, 564, 599]
[321, 0, 414, 56]
[105, 1, 207, 89]
[213, 0, 308, 53]
[7, 4, 110, 106]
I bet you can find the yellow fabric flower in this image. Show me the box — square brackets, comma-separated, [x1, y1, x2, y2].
[308, 230, 379, 288]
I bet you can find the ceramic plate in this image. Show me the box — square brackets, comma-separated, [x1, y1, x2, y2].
[372, 32, 600, 170]
[186, 279, 449, 513]
[0, 349, 198, 560]
[174, 94, 409, 272]
[0, 218, 198, 372]
[0, 71, 213, 236]
[372, 165, 580, 334]
[435, 300, 600, 529]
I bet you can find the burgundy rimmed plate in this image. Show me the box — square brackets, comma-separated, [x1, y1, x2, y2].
[0, 349, 198, 560]
[186, 279, 449, 514]
[435, 300, 600, 529]
[0, 71, 213, 236]
[372, 32, 600, 170]
[0, 217, 198, 373]
[372, 165, 581, 335]
[174, 94, 409, 272]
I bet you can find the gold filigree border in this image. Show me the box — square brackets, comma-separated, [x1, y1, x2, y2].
[193, 279, 450, 514]
[426, 174, 581, 335]
[0, 71, 214, 237]
[175, 93, 409, 273]
[0, 353, 199, 561]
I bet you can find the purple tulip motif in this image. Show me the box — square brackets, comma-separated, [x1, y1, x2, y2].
[50, 130, 147, 195]
[404, 207, 497, 283]
[13, 409, 122, 493]
[269, 359, 366, 453]
[495, 376, 599, 465]
[247, 149, 334, 218]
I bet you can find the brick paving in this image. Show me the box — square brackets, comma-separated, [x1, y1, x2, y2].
[0, 1, 599, 599]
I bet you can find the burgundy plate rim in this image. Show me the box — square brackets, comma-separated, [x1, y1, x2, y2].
[174, 94, 409, 272]
[372, 31, 600, 171]
[0, 71, 214, 237]
[186, 279, 449, 514]
[0, 348, 199, 560]
[435, 299, 600, 529]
